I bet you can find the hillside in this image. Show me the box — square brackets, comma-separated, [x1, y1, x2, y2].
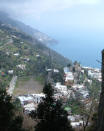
[0, 11, 57, 45]
[0, 17, 71, 88]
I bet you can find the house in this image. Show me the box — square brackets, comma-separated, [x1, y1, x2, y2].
[55, 83, 68, 95]
[18, 95, 34, 105]
[64, 72, 74, 86]
[46, 68, 52, 72]
[36, 54, 40, 58]
[31, 93, 45, 104]
[18, 93, 45, 113]
[8, 70, 14, 75]
[14, 53, 19, 56]
[72, 84, 84, 90]
[23, 57, 30, 62]
[88, 70, 101, 80]
[72, 84, 89, 99]
[54, 93, 63, 100]
[53, 69, 59, 73]
[24, 103, 35, 113]
[17, 64, 26, 70]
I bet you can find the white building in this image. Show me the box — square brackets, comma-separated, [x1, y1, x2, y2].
[36, 54, 40, 58]
[17, 64, 26, 70]
[53, 69, 59, 73]
[31, 93, 45, 104]
[18, 95, 34, 105]
[55, 83, 67, 91]
[54, 93, 63, 100]
[88, 70, 101, 80]
[8, 70, 14, 74]
[55, 83, 68, 95]
[14, 53, 19, 56]
[24, 103, 35, 113]
[18, 93, 45, 113]
[71, 121, 83, 127]
[72, 84, 84, 90]
[65, 72, 74, 81]
[72, 84, 89, 99]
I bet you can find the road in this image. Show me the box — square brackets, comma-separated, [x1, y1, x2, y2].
[7, 76, 17, 95]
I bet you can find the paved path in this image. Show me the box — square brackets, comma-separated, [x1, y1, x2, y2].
[7, 76, 17, 95]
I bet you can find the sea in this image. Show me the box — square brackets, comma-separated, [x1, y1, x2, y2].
[49, 32, 104, 69]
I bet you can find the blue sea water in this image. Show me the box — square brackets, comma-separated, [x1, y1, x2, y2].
[49, 31, 104, 68]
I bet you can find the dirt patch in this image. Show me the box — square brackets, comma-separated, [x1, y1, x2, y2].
[14, 77, 43, 96]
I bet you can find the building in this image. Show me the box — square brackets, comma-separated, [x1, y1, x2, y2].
[8, 70, 14, 75]
[64, 72, 74, 86]
[55, 82, 68, 95]
[14, 53, 19, 56]
[18, 95, 34, 105]
[17, 64, 26, 70]
[31, 93, 45, 104]
[53, 69, 59, 73]
[18, 93, 45, 113]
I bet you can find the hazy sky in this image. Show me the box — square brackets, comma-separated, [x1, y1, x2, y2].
[0, 0, 104, 34]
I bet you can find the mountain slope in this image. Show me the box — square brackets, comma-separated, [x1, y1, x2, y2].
[0, 11, 71, 67]
[0, 11, 57, 45]
[0, 18, 71, 88]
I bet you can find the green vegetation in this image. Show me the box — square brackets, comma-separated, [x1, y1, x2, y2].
[30, 84, 74, 131]
[0, 22, 70, 88]
[0, 87, 25, 131]
[65, 98, 82, 115]
[88, 79, 101, 99]
[35, 75, 45, 84]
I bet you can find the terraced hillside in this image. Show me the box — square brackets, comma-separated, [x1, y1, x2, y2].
[0, 20, 71, 91]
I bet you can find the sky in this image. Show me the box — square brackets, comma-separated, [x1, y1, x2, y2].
[0, 0, 104, 36]
[0, 0, 103, 33]
[0, 0, 104, 67]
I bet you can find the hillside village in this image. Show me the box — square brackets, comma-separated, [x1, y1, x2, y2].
[16, 62, 101, 128]
[0, 18, 102, 129]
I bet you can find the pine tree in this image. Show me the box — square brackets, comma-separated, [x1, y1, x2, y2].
[35, 84, 74, 131]
[0, 88, 25, 131]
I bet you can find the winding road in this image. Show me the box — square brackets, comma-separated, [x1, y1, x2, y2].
[7, 76, 17, 95]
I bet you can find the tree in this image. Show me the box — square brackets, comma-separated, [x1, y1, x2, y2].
[80, 99, 98, 131]
[87, 112, 98, 131]
[97, 50, 104, 131]
[0, 87, 25, 131]
[34, 83, 74, 131]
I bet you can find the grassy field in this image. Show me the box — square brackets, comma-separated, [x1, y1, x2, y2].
[14, 76, 43, 96]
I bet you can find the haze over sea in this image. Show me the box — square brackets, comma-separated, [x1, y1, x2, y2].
[49, 29, 103, 69]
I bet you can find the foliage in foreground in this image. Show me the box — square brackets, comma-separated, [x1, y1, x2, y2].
[0, 87, 25, 131]
[31, 83, 74, 131]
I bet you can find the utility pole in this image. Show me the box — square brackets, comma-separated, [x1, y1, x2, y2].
[97, 50, 104, 131]
[46, 48, 53, 84]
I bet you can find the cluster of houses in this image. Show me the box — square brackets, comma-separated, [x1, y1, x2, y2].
[87, 67, 101, 81]
[18, 93, 45, 114]
[15, 64, 101, 127]
[72, 84, 89, 99]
